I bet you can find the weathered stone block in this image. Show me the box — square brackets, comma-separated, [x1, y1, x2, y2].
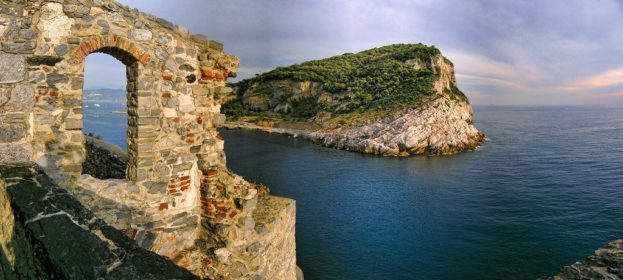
[178, 94, 195, 113]
[0, 143, 31, 163]
[137, 117, 159, 126]
[130, 29, 152, 41]
[38, 3, 72, 46]
[65, 118, 82, 130]
[3, 84, 34, 112]
[35, 114, 55, 125]
[71, 76, 83, 90]
[0, 88, 8, 105]
[0, 125, 25, 143]
[47, 73, 70, 86]
[0, 54, 25, 83]
[145, 181, 167, 194]
[54, 44, 68, 56]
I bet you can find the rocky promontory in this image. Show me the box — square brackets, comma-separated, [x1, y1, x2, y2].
[223, 44, 484, 156]
[539, 239, 623, 280]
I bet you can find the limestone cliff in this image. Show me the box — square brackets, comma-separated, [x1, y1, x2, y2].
[223, 44, 484, 156]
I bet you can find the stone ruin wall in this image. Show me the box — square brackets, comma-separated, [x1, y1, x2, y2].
[0, 1, 298, 279]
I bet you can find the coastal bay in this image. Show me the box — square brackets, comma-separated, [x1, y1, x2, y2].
[220, 105, 623, 280]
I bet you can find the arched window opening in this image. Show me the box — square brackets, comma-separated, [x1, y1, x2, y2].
[82, 53, 129, 179]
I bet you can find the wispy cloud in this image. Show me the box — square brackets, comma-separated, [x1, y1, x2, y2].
[106, 0, 623, 105]
[563, 68, 623, 91]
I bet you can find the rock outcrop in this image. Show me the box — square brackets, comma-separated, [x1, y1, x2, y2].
[539, 240, 623, 280]
[310, 96, 484, 156]
[225, 44, 484, 156]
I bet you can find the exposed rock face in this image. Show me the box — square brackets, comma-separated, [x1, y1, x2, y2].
[241, 80, 327, 114]
[539, 240, 623, 280]
[228, 46, 485, 156]
[82, 135, 127, 179]
[311, 96, 485, 156]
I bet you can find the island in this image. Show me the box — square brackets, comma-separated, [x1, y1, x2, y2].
[222, 44, 485, 156]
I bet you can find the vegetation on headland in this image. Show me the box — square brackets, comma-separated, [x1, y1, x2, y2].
[223, 43, 468, 126]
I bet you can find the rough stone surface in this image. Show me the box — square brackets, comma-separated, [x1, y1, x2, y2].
[0, 164, 198, 280]
[0, 144, 31, 163]
[82, 135, 127, 179]
[130, 29, 152, 41]
[251, 196, 298, 280]
[539, 240, 623, 280]
[0, 54, 25, 83]
[310, 97, 485, 156]
[0, 125, 24, 142]
[37, 3, 72, 46]
[0, 1, 298, 278]
[4, 84, 34, 112]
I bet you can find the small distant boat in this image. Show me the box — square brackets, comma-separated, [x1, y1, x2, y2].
[94, 104, 100, 107]
[111, 110, 127, 114]
[84, 105, 89, 108]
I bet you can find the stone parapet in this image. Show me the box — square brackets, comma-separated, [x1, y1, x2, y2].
[0, 164, 198, 279]
[251, 196, 298, 280]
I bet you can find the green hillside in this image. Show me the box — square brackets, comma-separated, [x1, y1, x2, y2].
[224, 44, 467, 126]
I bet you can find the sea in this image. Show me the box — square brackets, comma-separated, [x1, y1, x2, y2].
[85, 102, 623, 280]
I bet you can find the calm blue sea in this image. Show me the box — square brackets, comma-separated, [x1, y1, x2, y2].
[83, 100, 128, 148]
[85, 104, 623, 280]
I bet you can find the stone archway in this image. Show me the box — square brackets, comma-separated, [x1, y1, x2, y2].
[0, 1, 297, 279]
[79, 37, 151, 183]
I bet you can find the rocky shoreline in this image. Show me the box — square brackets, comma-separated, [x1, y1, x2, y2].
[539, 239, 623, 280]
[222, 96, 485, 157]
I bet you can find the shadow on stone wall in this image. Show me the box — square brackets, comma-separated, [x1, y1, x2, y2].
[0, 164, 198, 279]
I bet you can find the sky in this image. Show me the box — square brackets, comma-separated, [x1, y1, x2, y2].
[85, 0, 623, 105]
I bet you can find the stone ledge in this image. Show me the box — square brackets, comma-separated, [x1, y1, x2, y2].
[253, 195, 295, 225]
[251, 195, 299, 280]
[0, 164, 197, 279]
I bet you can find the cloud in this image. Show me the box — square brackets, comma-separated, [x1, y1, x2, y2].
[107, 0, 623, 105]
[564, 68, 623, 91]
[83, 53, 126, 89]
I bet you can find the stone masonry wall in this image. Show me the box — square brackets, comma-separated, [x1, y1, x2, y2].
[0, 1, 298, 279]
[0, 164, 199, 279]
[251, 196, 298, 279]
